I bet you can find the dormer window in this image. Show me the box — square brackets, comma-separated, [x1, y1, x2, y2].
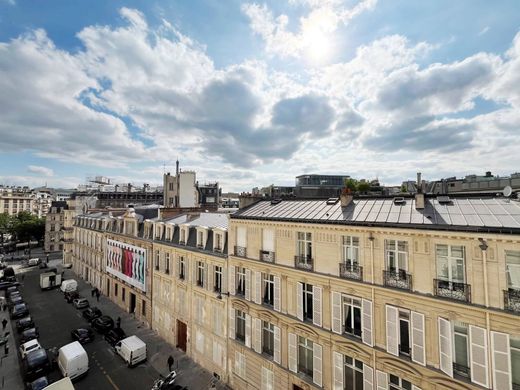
[197, 230, 205, 249]
[214, 233, 222, 252]
[180, 228, 187, 245]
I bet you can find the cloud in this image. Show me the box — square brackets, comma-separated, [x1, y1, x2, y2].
[27, 165, 54, 177]
[478, 26, 490, 36]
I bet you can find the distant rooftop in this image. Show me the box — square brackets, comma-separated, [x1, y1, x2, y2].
[164, 212, 228, 230]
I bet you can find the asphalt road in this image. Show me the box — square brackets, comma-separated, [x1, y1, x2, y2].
[16, 268, 161, 390]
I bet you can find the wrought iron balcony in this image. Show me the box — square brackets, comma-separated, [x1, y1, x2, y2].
[294, 255, 313, 271]
[453, 362, 470, 378]
[504, 288, 520, 313]
[383, 270, 413, 291]
[339, 262, 363, 281]
[234, 245, 247, 258]
[259, 250, 275, 263]
[434, 279, 471, 303]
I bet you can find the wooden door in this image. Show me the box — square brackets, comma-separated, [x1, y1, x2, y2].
[177, 320, 187, 352]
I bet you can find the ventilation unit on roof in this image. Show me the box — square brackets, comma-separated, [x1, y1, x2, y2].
[326, 197, 339, 205]
[393, 197, 406, 205]
[437, 195, 452, 204]
[270, 198, 282, 205]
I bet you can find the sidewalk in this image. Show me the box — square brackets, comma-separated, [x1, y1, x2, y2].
[0, 302, 24, 389]
[72, 271, 229, 390]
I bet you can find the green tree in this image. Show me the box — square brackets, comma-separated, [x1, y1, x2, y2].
[0, 212, 12, 246]
[400, 184, 407, 193]
[357, 182, 371, 192]
[11, 212, 45, 242]
[344, 178, 358, 192]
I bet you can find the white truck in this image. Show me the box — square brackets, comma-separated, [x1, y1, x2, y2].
[43, 377, 75, 390]
[57, 341, 88, 381]
[115, 336, 147, 367]
[40, 271, 62, 290]
[60, 279, 78, 293]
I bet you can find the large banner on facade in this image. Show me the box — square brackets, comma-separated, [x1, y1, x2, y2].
[105, 239, 146, 292]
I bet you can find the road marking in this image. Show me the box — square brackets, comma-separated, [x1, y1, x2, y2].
[105, 373, 120, 390]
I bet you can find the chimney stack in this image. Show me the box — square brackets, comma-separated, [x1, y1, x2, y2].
[416, 172, 422, 193]
[340, 188, 353, 207]
[415, 172, 425, 209]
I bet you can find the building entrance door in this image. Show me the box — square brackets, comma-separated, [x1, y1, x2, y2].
[177, 320, 187, 352]
[106, 280, 110, 297]
[129, 293, 136, 314]
[293, 385, 304, 390]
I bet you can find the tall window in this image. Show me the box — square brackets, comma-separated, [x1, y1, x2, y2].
[198, 231, 204, 248]
[179, 256, 185, 280]
[215, 233, 222, 251]
[302, 283, 313, 321]
[436, 245, 465, 283]
[453, 322, 470, 377]
[236, 267, 246, 296]
[506, 251, 520, 290]
[236, 310, 246, 342]
[262, 321, 275, 357]
[165, 253, 170, 274]
[385, 240, 408, 274]
[389, 374, 412, 390]
[344, 356, 364, 390]
[214, 266, 222, 292]
[342, 236, 359, 268]
[180, 229, 186, 244]
[155, 251, 160, 271]
[297, 232, 312, 261]
[196, 261, 205, 287]
[343, 296, 361, 338]
[263, 274, 274, 306]
[511, 337, 520, 388]
[398, 310, 410, 356]
[298, 336, 313, 377]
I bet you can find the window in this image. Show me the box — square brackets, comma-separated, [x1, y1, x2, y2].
[302, 283, 313, 321]
[215, 233, 222, 251]
[298, 336, 314, 377]
[196, 261, 205, 287]
[115, 283, 118, 297]
[155, 250, 160, 271]
[344, 355, 364, 390]
[436, 245, 465, 283]
[398, 310, 411, 356]
[198, 231, 204, 248]
[122, 287, 126, 302]
[165, 253, 170, 274]
[236, 267, 246, 296]
[453, 322, 470, 377]
[179, 256, 185, 280]
[389, 374, 412, 390]
[214, 266, 222, 292]
[511, 337, 520, 388]
[263, 274, 274, 306]
[342, 236, 359, 267]
[262, 321, 275, 357]
[235, 351, 246, 379]
[142, 300, 146, 316]
[343, 296, 362, 338]
[236, 310, 246, 343]
[169, 183, 173, 191]
[506, 251, 520, 290]
[385, 240, 408, 273]
[297, 232, 312, 261]
[180, 228, 186, 244]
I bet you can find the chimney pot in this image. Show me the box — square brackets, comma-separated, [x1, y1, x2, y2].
[340, 188, 353, 207]
[415, 192, 425, 209]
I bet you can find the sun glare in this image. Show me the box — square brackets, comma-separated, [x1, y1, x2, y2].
[304, 29, 332, 62]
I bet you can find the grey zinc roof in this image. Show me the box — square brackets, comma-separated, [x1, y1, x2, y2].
[164, 212, 228, 230]
[232, 197, 520, 234]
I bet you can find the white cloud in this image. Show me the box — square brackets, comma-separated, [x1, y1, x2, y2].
[27, 165, 54, 177]
[478, 26, 490, 36]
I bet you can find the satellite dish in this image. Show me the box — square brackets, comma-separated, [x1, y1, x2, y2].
[503, 185, 513, 197]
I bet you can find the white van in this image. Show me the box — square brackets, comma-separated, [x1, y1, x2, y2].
[57, 341, 88, 380]
[60, 279, 77, 293]
[43, 377, 74, 390]
[28, 258, 40, 267]
[115, 336, 147, 367]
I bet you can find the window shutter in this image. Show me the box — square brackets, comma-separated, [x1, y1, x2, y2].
[362, 298, 373, 346]
[229, 308, 235, 340]
[274, 276, 281, 312]
[296, 282, 303, 321]
[385, 305, 399, 356]
[253, 318, 262, 353]
[363, 364, 374, 390]
[263, 229, 275, 252]
[274, 326, 281, 364]
[245, 314, 251, 348]
[376, 370, 388, 390]
[222, 265, 227, 294]
[245, 269, 251, 301]
[288, 332, 297, 372]
[185, 259, 189, 282]
[237, 226, 246, 247]
[255, 271, 262, 305]
[261, 366, 274, 390]
[438, 317, 453, 377]
[411, 311, 426, 366]
[333, 351, 344, 390]
[313, 342, 323, 387]
[491, 331, 512, 390]
[469, 324, 489, 388]
[229, 265, 235, 295]
[331, 291, 342, 334]
[412, 386, 422, 390]
[206, 263, 211, 291]
[312, 286, 322, 327]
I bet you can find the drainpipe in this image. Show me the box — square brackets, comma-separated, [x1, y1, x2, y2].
[369, 233, 375, 285]
[479, 238, 492, 388]
[368, 232, 377, 371]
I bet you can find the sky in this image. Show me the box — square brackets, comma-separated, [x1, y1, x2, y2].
[0, 0, 519, 192]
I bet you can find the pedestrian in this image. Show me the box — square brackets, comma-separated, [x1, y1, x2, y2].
[2, 303, 6, 312]
[96, 290, 100, 302]
[4, 342, 8, 356]
[167, 355, 174, 372]
[1, 318, 7, 331]
[116, 317, 121, 329]
[91, 288, 94, 298]
[21, 274, 25, 283]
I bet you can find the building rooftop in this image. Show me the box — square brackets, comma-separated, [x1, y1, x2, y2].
[232, 196, 520, 234]
[164, 212, 228, 230]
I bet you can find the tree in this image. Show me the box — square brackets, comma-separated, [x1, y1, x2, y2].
[400, 184, 407, 193]
[0, 212, 11, 246]
[357, 182, 371, 192]
[344, 178, 358, 192]
[10, 212, 45, 243]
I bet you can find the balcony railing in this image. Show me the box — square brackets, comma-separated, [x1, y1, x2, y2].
[453, 362, 470, 378]
[383, 270, 413, 291]
[434, 279, 471, 303]
[234, 245, 247, 258]
[339, 262, 363, 281]
[504, 288, 520, 313]
[259, 250, 275, 263]
[294, 255, 313, 271]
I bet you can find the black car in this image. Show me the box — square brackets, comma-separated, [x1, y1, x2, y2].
[27, 376, 49, 390]
[6, 285, 19, 294]
[64, 291, 80, 303]
[91, 315, 114, 333]
[12, 303, 29, 319]
[16, 316, 35, 333]
[22, 349, 51, 382]
[71, 327, 94, 344]
[8, 295, 24, 307]
[82, 307, 102, 322]
[20, 327, 39, 344]
[104, 327, 126, 347]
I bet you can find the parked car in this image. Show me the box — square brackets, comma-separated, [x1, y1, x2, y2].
[72, 298, 89, 309]
[27, 376, 49, 390]
[151, 370, 177, 390]
[91, 316, 114, 333]
[71, 328, 94, 344]
[20, 327, 40, 344]
[64, 291, 79, 303]
[19, 339, 42, 359]
[22, 349, 51, 382]
[27, 258, 40, 267]
[104, 328, 126, 347]
[82, 307, 102, 322]
[115, 336, 146, 367]
[8, 290, 21, 299]
[0, 280, 19, 290]
[38, 262, 48, 269]
[16, 316, 35, 333]
[8, 295, 24, 307]
[6, 285, 18, 294]
[12, 303, 29, 319]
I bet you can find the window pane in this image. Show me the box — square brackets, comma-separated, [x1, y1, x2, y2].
[454, 333, 468, 367]
[511, 345, 520, 385]
[437, 256, 449, 279]
[451, 246, 464, 258]
[345, 365, 354, 388]
[437, 245, 448, 257]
